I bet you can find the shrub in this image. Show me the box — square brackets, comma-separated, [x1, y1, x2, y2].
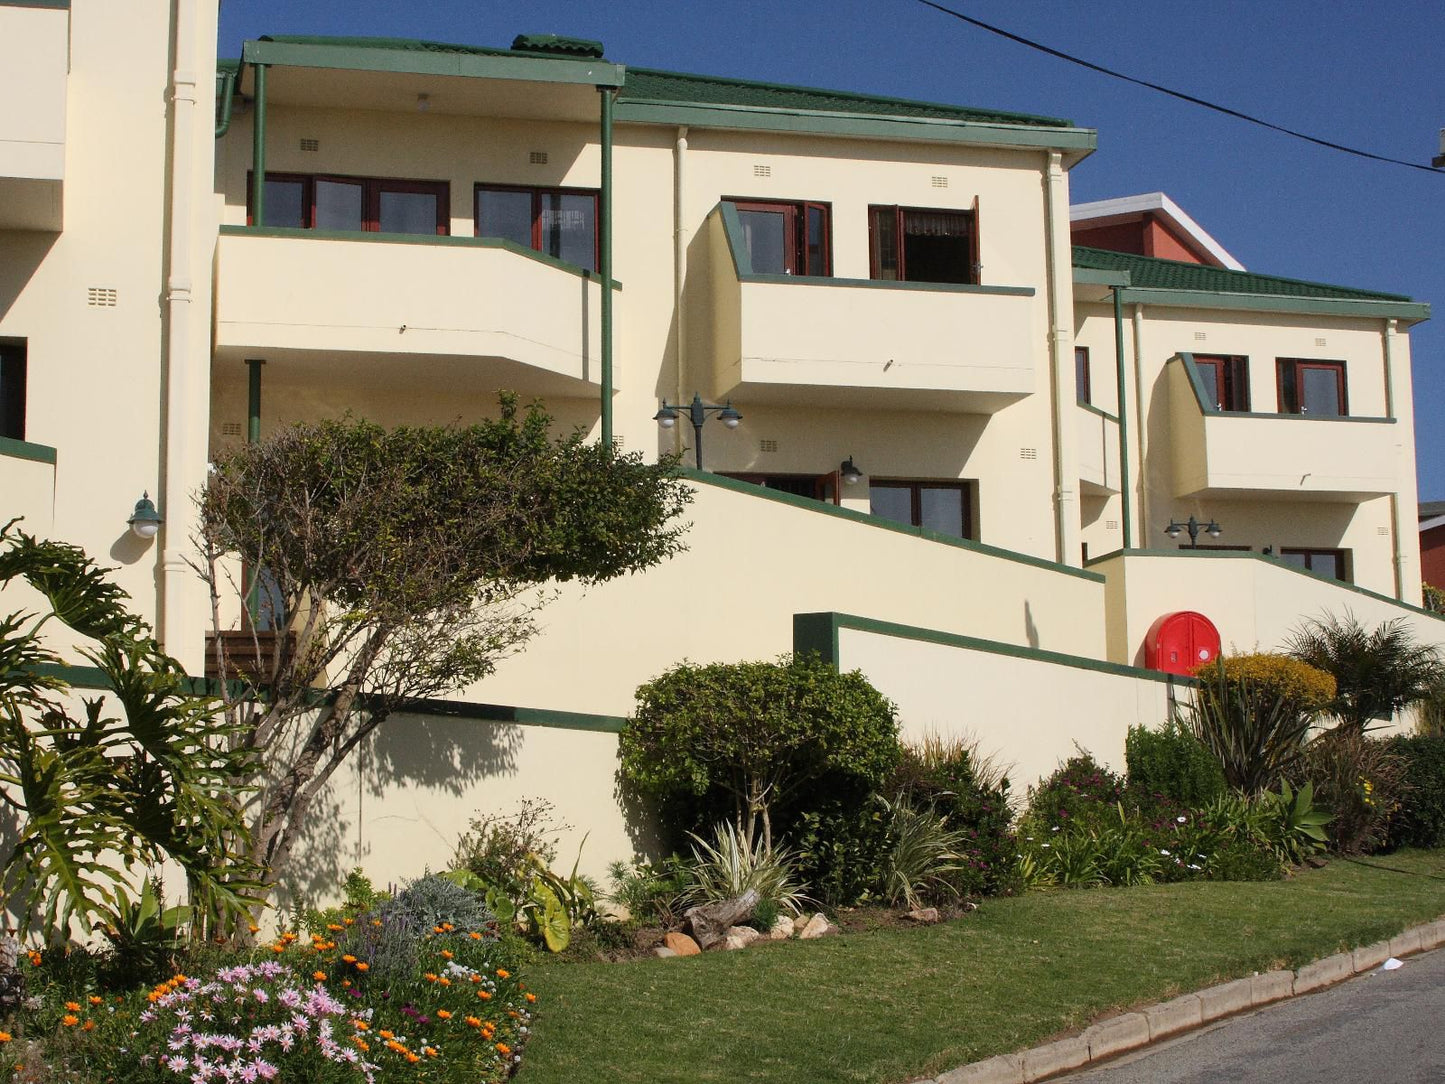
[1292, 729, 1403, 854]
[1023, 753, 1126, 830]
[1183, 653, 1333, 795]
[1125, 720, 1226, 806]
[875, 794, 967, 910]
[620, 655, 900, 852]
[453, 798, 564, 908]
[349, 873, 497, 986]
[891, 734, 1018, 897]
[684, 822, 812, 916]
[606, 857, 692, 926]
[790, 798, 892, 907]
[1285, 612, 1445, 731]
[1386, 734, 1445, 848]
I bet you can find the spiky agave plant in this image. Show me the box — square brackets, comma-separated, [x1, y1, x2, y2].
[683, 822, 812, 915]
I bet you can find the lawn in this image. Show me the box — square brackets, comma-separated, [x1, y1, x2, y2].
[518, 850, 1445, 1083]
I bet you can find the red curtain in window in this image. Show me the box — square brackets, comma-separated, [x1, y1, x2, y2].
[902, 210, 971, 237]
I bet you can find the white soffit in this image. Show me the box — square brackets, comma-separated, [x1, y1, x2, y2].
[1070, 192, 1245, 271]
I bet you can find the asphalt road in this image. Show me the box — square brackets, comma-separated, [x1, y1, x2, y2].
[1060, 947, 1445, 1083]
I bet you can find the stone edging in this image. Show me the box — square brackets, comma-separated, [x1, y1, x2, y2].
[919, 917, 1445, 1084]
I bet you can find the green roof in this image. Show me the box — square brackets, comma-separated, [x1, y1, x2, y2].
[1071, 246, 1414, 303]
[246, 34, 1076, 130]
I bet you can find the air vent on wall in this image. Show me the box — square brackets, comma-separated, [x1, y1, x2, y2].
[299, 138, 320, 152]
[1019, 447, 1038, 460]
[759, 439, 778, 453]
[931, 175, 948, 188]
[1194, 332, 1207, 341]
[1378, 525, 1390, 536]
[753, 164, 771, 178]
[86, 287, 117, 307]
[611, 436, 623, 450]
[1106, 520, 1119, 530]
[1316, 338, 1328, 348]
[529, 151, 548, 165]
[221, 421, 243, 437]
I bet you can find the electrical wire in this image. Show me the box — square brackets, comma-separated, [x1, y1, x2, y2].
[917, 0, 1442, 176]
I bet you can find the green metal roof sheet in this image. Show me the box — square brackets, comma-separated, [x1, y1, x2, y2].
[246, 34, 1077, 130]
[619, 68, 1073, 128]
[1071, 246, 1414, 303]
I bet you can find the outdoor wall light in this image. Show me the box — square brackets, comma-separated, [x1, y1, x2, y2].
[416, 93, 431, 113]
[127, 492, 163, 540]
[1164, 515, 1221, 545]
[840, 457, 864, 485]
[654, 394, 742, 470]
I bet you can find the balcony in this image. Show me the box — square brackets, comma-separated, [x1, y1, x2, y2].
[693, 204, 1039, 413]
[214, 227, 612, 396]
[0, 3, 67, 230]
[1166, 354, 1399, 501]
[0, 438, 57, 535]
[1077, 404, 1120, 494]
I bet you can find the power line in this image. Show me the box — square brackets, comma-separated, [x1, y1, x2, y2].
[917, 0, 1442, 176]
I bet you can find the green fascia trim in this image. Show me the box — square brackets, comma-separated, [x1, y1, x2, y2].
[716, 202, 1033, 297]
[29, 663, 240, 698]
[1172, 353, 1393, 423]
[1078, 401, 1119, 423]
[1120, 288, 1430, 323]
[395, 696, 625, 733]
[684, 468, 1104, 583]
[793, 611, 1185, 686]
[241, 39, 625, 88]
[1082, 548, 1445, 625]
[218, 225, 622, 288]
[0, 435, 57, 465]
[1073, 267, 1130, 287]
[612, 99, 1097, 153]
[0, 1, 70, 9]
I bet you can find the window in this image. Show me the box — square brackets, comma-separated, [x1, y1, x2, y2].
[476, 186, 599, 271]
[869, 480, 973, 539]
[724, 199, 830, 276]
[725, 472, 840, 504]
[0, 341, 24, 441]
[249, 173, 449, 236]
[869, 204, 979, 284]
[1075, 347, 1091, 404]
[1277, 358, 1346, 416]
[1193, 354, 1250, 412]
[1279, 548, 1348, 581]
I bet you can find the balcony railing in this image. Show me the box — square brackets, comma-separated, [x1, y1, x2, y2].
[693, 203, 1039, 413]
[1077, 404, 1121, 493]
[0, 3, 67, 230]
[1166, 353, 1399, 500]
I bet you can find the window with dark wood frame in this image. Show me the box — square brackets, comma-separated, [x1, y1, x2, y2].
[868, 202, 980, 284]
[1193, 354, 1250, 412]
[723, 198, 831, 277]
[868, 480, 974, 539]
[475, 185, 600, 272]
[1279, 547, 1349, 581]
[1075, 346, 1091, 404]
[723, 472, 842, 505]
[1277, 358, 1347, 417]
[0, 341, 25, 441]
[246, 172, 449, 235]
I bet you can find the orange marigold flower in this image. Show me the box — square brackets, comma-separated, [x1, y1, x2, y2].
[354, 1039, 369, 1053]
[423, 973, 438, 983]
[343, 917, 355, 926]
[378, 1030, 395, 1040]
[526, 993, 537, 1003]
[371, 920, 382, 927]
[465, 1017, 481, 1028]
[87, 996, 102, 1006]
[247, 924, 260, 934]
[64, 1001, 80, 1012]
[442, 922, 454, 931]
[282, 932, 297, 942]
[0, 1032, 12, 1042]
[469, 931, 482, 940]
[495, 969, 510, 979]
[271, 944, 285, 954]
[477, 990, 492, 1000]
[495, 1043, 511, 1056]
[438, 977, 451, 987]
[61, 1015, 78, 1027]
[435, 1010, 452, 1020]
[327, 923, 343, 932]
[355, 962, 369, 972]
[423, 1047, 438, 1057]
[27, 952, 40, 966]
[353, 1021, 369, 1031]
[405, 1052, 421, 1064]
[385, 1040, 405, 1053]
[440, 950, 454, 959]
[313, 971, 327, 982]
[432, 925, 444, 934]
[172, 975, 188, 983]
[342, 955, 357, 964]
[469, 975, 481, 984]
[81, 1021, 95, 1032]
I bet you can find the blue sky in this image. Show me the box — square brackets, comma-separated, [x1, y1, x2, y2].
[218, 0, 1445, 500]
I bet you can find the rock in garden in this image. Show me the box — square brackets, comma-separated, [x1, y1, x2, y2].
[903, 907, 941, 924]
[769, 915, 795, 940]
[684, 888, 760, 950]
[653, 946, 677, 958]
[724, 925, 762, 949]
[798, 912, 837, 939]
[632, 926, 665, 951]
[662, 931, 701, 957]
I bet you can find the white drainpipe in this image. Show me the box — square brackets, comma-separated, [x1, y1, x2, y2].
[1043, 151, 1080, 565]
[673, 125, 689, 459]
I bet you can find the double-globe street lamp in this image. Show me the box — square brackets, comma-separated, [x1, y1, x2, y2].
[654, 393, 742, 470]
[1164, 515, 1222, 546]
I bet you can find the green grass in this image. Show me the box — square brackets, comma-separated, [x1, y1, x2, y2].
[518, 851, 1445, 1083]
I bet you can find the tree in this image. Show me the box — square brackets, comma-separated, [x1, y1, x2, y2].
[619, 655, 900, 852]
[1284, 612, 1445, 731]
[198, 398, 690, 899]
[0, 521, 258, 942]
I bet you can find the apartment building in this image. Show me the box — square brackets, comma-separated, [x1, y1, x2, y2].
[2, 3, 1438, 892]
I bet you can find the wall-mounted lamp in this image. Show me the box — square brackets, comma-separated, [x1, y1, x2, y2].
[127, 492, 163, 540]
[1164, 515, 1221, 546]
[840, 457, 864, 485]
[654, 393, 742, 470]
[416, 93, 431, 113]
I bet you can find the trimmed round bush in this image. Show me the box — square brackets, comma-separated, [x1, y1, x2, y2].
[1386, 733, 1445, 849]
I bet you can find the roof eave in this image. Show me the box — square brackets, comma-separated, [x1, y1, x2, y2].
[240, 38, 626, 87]
[1115, 286, 1430, 324]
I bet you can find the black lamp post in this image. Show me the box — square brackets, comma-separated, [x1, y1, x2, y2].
[654, 393, 742, 470]
[1164, 515, 1222, 546]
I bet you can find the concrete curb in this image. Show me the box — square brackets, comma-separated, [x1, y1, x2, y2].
[916, 915, 1445, 1084]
